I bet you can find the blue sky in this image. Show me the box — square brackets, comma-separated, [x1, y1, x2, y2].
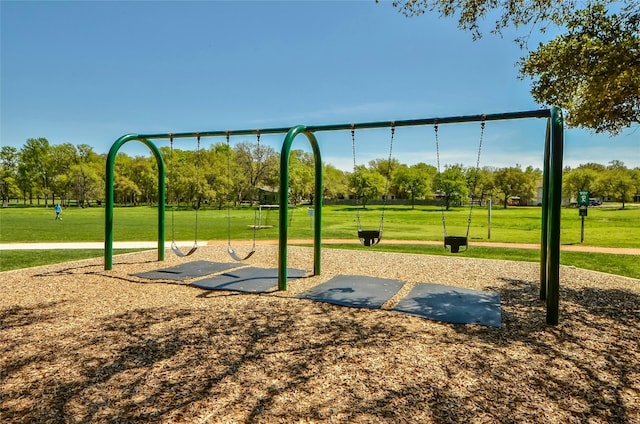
[1, 0, 638, 172]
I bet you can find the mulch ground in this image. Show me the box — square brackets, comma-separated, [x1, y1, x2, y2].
[1, 245, 638, 423]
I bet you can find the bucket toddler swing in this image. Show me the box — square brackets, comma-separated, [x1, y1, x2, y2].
[350, 122, 396, 246]
[434, 116, 486, 253]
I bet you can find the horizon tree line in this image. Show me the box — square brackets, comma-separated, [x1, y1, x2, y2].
[1, 138, 639, 209]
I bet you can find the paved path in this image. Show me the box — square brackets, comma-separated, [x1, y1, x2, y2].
[1, 240, 638, 255]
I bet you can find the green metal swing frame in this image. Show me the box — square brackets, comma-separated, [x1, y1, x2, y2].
[104, 108, 563, 325]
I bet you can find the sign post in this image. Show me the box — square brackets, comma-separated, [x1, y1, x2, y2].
[577, 191, 589, 243]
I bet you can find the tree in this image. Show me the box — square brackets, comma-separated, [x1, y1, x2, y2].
[574, 162, 607, 172]
[72, 144, 103, 206]
[19, 138, 52, 205]
[369, 157, 400, 198]
[522, 166, 543, 205]
[114, 173, 141, 205]
[595, 161, 635, 208]
[563, 166, 601, 199]
[202, 143, 233, 209]
[323, 164, 348, 200]
[393, 163, 432, 208]
[473, 166, 496, 205]
[0, 146, 19, 207]
[390, 0, 640, 135]
[433, 164, 468, 210]
[493, 165, 534, 208]
[49, 143, 78, 204]
[165, 147, 186, 206]
[233, 142, 278, 204]
[288, 150, 315, 205]
[130, 156, 158, 206]
[632, 167, 640, 200]
[520, 4, 640, 134]
[390, 0, 579, 41]
[71, 162, 102, 206]
[349, 165, 386, 208]
[165, 148, 200, 208]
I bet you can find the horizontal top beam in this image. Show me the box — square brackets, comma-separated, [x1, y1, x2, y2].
[137, 109, 551, 141]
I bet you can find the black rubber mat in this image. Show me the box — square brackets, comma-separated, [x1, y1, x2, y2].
[132, 260, 242, 281]
[297, 275, 404, 309]
[190, 267, 307, 293]
[393, 282, 502, 328]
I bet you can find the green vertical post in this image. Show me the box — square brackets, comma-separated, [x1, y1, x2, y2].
[540, 118, 551, 300]
[278, 125, 323, 290]
[546, 107, 564, 325]
[105, 134, 166, 270]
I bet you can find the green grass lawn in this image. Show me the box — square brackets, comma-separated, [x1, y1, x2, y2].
[1, 204, 638, 276]
[2, 204, 639, 245]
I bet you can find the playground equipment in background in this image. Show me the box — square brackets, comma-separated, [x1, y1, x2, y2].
[249, 204, 277, 229]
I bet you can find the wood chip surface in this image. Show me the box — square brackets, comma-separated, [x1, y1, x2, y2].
[1, 245, 638, 423]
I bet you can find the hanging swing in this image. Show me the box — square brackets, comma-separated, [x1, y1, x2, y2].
[434, 116, 486, 253]
[168, 134, 200, 257]
[225, 131, 258, 261]
[351, 123, 395, 247]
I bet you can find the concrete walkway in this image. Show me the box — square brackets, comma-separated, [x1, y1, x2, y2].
[1, 239, 638, 255]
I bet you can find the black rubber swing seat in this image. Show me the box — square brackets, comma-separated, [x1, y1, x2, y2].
[358, 230, 382, 247]
[444, 236, 468, 253]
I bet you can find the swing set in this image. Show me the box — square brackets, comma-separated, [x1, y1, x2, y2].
[350, 123, 395, 246]
[350, 117, 486, 253]
[434, 116, 486, 253]
[167, 130, 264, 262]
[104, 108, 564, 325]
[167, 133, 200, 258]
[225, 131, 258, 261]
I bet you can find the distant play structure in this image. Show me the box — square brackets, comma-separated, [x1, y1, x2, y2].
[104, 108, 564, 324]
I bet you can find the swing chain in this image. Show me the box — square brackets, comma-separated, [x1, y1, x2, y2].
[379, 122, 395, 234]
[434, 121, 440, 174]
[225, 131, 233, 242]
[194, 133, 201, 239]
[434, 121, 448, 235]
[350, 124, 362, 231]
[169, 134, 177, 241]
[465, 115, 486, 237]
[351, 124, 357, 173]
[168, 133, 175, 188]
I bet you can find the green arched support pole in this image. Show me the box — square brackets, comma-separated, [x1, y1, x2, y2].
[540, 118, 552, 299]
[105, 134, 166, 270]
[544, 107, 564, 325]
[278, 125, 322, 290]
